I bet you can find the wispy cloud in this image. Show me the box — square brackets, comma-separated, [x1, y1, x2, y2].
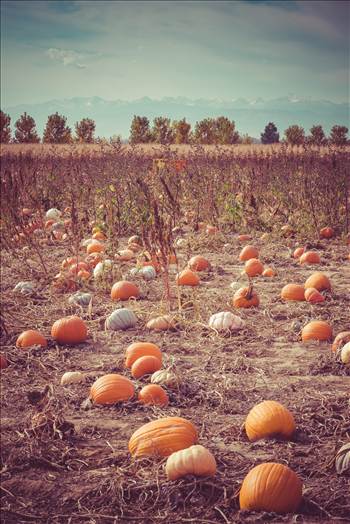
[45, 47, 86, 68]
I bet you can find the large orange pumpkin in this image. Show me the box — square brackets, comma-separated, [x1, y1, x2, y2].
[90, 374, 134, 405]
[128, 417, 198, 458]
[111, 281, 140, 301]
[188, 255, 210, 272]
[293, 247, 305, 259]
[51, 316, 88, 345]
[300, 251, 321, 265]
[245, 400, 296, 442]
[176, 269, 200, 286]
[125, 342, 162, 368]
[138, 384, 169, 407]
[16, 330, 47, 349]
[239, 245, 259, 261]
[281, 284, 305, 301]
[233, 285, 259, 308]
[244, 258, 264, 277]
[304, 272, 331, 291]
[304, 288, 325, 304]
[239, 462, 303, 513]
[301, 320, 332, 342]
[131, 355, 162, 379]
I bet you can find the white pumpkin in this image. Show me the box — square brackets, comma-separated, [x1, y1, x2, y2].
[93, 259, 113, 279]
[68, 291, 92, 307]
[141, 265, 156, 281]
[105, 308, 137, 331]
[81, 238, 94, 247]
[208, 311, 245, 332]
[165, 445, 217, 480]
[335, 442, 350, 474]
[45, 208, 61, 221]
[146, 315, 174, 331]
[13, 281, 35, 295]
[340, 342, 350, 365]
[128, 235, 141, 245]
[151, 368, 180, 388]
[129, 268, 140, 277]
[60, 371, 85, 386]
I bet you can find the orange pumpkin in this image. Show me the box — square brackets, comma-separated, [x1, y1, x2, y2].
[61, 256, 79, 270]
[301, 320, 332, 342]
[304, 272, 331, 291]
[16, 330, 47, 349]
[92, 231, 106, 241]
[77, 269, 91, 280]
[239, 462, 303, 513]
[281, 284, 305, 301]
[125, 342, 162, 368]
[300, 251, 321, 265]
[320, 227, 334, 239]
[115, 249, 134, 262]
[51, 316, 88, 345]
[85, 252, 103, 268]
[138, 384, 169, 406]
[176, 269, 200, 286]
[262, 267, 276, 277]
[111, 281, 140, 301]
[332, 331, 350, 353]
[69, 262, 89, 275]
[44, 219, 54, 230]
[90, 374, 134, 405]
[233, 285, 259, 308]
[244, 258, 264, 277]
[128, 417, 198, 458]
[86, 241, 104, 255]
[304, 288, 325, 304]
[238, 234, 252, 242]
[239, 245, 259, 261]
[188, 255, 210, 272]
[131, 355, 162, 379]
[245, 400, 296, 442]
[293, 247, 305, 259]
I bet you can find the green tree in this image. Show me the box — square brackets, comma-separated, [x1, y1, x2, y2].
[261, 122, 279, 144]
[284, 125, 305, 145]
[214, 116, 239, 144]
[194, 118, 216, 144]
[306, 125, 327, 146]
[239, 134, 253, 145]
[152, 116, 174, 144]
[43, 112, 72, 143]
[0, 110, 11, 143]
[129, 115, 152, 144]
[75, 118, 96, 143]
[172, 118, 191, 144]
[14, 112, 40, 143]
[329, 125, 348, 146]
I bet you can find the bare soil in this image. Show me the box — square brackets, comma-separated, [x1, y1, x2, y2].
[1, 230, 349, 524]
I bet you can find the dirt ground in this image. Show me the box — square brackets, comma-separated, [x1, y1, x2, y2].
[1, 229, 349, 524]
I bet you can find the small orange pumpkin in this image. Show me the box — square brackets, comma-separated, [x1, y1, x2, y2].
[304, 288, 325, 304]
[300, 251, 321, 265]
[111, 281, 140, 301]
[233, 285, 259, 308]
[176, 269, 200, 286]
[239, 463, 303, 513]
[86, 241, 104, 255]
[128, 417, 198, 458]
[138, 384, 169, 406]
[16, 330, 47, 349]
[262, 267, 276, 277]
[293, 247, 305, 259]
[69, 262, 89, 275]
[301, 320, 332, 342]
[77, 269, 91, 280]
[238, 234, 252, 242]
[320, 227, 334, 239]
[244, 258, 264, 277]
[51, 316, 88, 345]
[304, 272, 331, 291]
[188, 255, 210, 272]
[239, 245, 259, 261]
[85, 252, 103, 268]
[245, 400, 296, 442]
[332, 331, 350, 353]
[125, 342, 162, 368]
[115, 249, 134, 261]
[131, 355, 162, 379]
[90, 374, 134, 405]
[281, 284, 305, 301]
[92, 231, 106, 241]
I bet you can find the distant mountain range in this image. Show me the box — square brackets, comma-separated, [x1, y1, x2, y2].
[4, 96, 349, 140]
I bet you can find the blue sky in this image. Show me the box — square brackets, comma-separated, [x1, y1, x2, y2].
[1, 0, 349, 106]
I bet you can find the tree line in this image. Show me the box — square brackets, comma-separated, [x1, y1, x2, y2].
[0, 110, 348, 146]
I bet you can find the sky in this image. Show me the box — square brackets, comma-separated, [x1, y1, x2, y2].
[1, 0, 349, 107]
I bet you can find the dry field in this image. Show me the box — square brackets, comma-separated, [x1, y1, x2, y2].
[0, 146, 349, 523]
